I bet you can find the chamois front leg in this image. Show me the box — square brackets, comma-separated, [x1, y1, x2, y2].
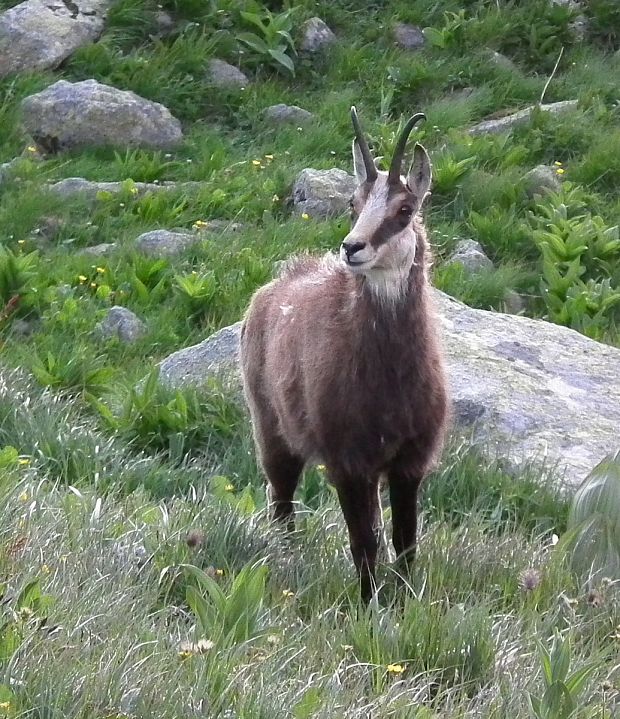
[335, 475, 382, 602]
[387, 463, 423, 570]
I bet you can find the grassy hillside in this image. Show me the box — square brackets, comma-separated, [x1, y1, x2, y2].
[1, 0, 620, 716]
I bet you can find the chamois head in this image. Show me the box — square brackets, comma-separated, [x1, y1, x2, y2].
[340, 107, 432, 298]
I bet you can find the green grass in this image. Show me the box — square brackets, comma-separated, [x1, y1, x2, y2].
[1, 0, 620, 715]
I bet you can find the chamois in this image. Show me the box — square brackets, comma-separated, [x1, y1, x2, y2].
[240, 108, 449, 600]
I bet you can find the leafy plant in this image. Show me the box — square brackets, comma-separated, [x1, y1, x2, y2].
[98, 369, 242, 459]
[564, 450, 620, 580]
[30, 348, 115, 396]
[0, 245, 38, 314]
[432, 152, 475, 196]
[174, 270, 217, 320]
[527, 190, 620, 338]
[527, 630, 598, 719]
[181, 561, 270, 647]
[236, 7, 297, 75]
[423, 10, 470, 50]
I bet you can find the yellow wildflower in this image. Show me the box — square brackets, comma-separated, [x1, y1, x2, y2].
[19, 607, 34, 620]
[41, 564, 51, 575]
[130, 187, 139, 195]
[0, 701, 10, 710]
[215, 568, 224, 576]
[19, 491, 29, 502]
[386, 664, 405, 674]
[17, 239, 25, 245]
[224, 483, 234, 492]
[27, 146, 37, 153]
[264, 154, 274, 160]
[252, 159, 261, 166]
[301, 213, 310, 220]
[192, 219, 209, 229]
[96, 267, 105, 274]
[556, 168, 565, 175]
[90, 282, 97, 288]
[78, 275, 87, 283]
[272, 194, 280, 202]
[18, 458, 30, 466]
[554, 161, 563, 166]
[282, 589, 294, 598]
[178, 650, 193, 660]
[317, 464, 326, 471]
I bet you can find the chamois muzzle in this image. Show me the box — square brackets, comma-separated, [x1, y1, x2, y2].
[350, 106, 377, 183]
[387, 113, 426, 185]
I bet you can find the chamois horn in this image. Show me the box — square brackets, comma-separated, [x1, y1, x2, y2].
[350, 106, 378, 183]
[387, 113, 426, 185]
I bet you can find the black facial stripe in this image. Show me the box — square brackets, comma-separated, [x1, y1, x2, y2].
[370, 214, 410, 247]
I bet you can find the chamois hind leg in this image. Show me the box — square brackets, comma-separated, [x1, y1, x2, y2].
[334, 474, 382, 602]
[262, 441, 304, 529]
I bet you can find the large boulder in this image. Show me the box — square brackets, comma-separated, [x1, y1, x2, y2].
[0, 0, 110, 78]
[469, 100, 579, 136]
[159, 324, 241, 389]
[21, 80, 183, 153]
[292, 168, 357, 219]
[158, 290, 620, 490]
[393, 22, 425, 51]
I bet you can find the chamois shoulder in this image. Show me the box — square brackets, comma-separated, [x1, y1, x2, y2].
[276, 252, 343, 282]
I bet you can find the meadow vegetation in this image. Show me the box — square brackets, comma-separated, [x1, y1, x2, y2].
[1, 0, 620, 716]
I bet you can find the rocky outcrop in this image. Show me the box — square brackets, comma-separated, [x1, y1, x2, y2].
[0, 0, 111, 77]
[469, 100, 579, 136]
[292, 168, 357, 219]
[21, 80, 183, 153]
[157, 290, 620, 489]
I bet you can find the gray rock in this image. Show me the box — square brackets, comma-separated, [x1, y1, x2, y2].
[292, 168, 357, 219]
[207, 59, 249, 88]
[0, 0, 110, 78]
[163, 290, 620, 490]
[96, 306, 146, 343]
[393, 22, 425, 50]
[158, 324, 242, 389]
[21, 79, 183, 153]
[134, 230, 199, 259]
[469, 100, 579, 136]
[523, 164, 562, 197]
[446, 239, 493, 273]
[77, 242, 117, 257]
[263, 103, 313, 125]
[300, 17, 336, 53]
[46, 177, 203, 199]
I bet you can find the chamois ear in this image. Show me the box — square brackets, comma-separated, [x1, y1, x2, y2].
[352, 139, 370, 185]
[406, 143, 432, 207]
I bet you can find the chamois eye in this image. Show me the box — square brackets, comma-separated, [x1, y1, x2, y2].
[400, 206, 413, 216]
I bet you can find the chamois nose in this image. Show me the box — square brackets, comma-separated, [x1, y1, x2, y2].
[342, 240, 366, 259]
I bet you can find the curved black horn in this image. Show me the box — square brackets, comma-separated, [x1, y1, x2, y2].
[351, 106, 377, 183]
[387, 113, 426, 184]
